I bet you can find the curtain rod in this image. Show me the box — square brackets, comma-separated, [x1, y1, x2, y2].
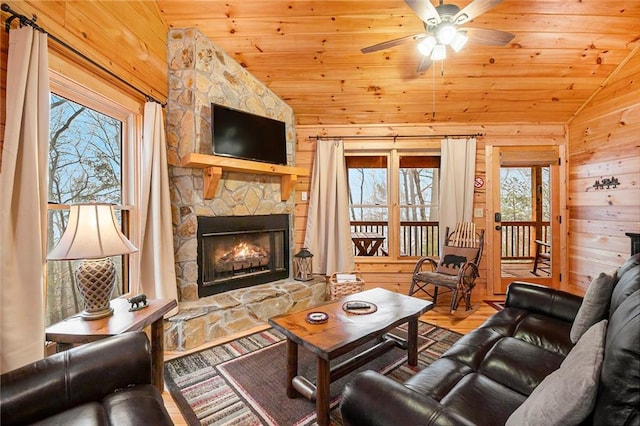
[308, 133, 484, 141]
[1, 2, 165, 106]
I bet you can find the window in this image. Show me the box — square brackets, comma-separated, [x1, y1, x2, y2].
[346, 150, 440, 259]
[46, 75, 140, 326]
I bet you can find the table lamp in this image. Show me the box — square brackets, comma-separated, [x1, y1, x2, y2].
[48, 203, 138, 320]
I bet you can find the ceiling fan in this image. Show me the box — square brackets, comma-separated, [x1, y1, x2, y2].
[361, 0, 515, 72]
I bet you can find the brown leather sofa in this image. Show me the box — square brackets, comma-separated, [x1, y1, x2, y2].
[1, 331, 173, 426]
[341, 254, 640, 426]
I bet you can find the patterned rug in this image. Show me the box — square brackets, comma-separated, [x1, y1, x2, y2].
[484, 300, 506, 311]
[165, 321, 461, 425]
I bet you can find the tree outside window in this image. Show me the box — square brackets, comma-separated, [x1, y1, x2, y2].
[47, 93, 124, 325]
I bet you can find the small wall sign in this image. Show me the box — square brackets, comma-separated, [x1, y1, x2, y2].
[474, 176, 485, 189]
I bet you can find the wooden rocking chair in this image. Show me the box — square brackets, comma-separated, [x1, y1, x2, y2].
[408, 222, 484, 313]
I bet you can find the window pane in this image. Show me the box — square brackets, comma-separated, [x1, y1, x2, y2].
[399, 156, 439, 257]
[542, 167, 550, 221]
[47, 94, 123, 325]
[500, 168, 532, 221]
[347, 156, 388, 256]
[347, 158, 387, 208]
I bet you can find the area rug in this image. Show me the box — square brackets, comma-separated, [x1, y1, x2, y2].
[164, 321, 461, 425]
[484, 300, 506, 311]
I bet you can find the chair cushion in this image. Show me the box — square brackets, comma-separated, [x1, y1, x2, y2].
[414, 271, 458, 288]
[506, 319, 607, 426]
[570, 272, 615, 343]
[436, 246, 479, 275]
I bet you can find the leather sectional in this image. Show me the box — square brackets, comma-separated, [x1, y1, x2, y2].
[341, 254, 640, 425]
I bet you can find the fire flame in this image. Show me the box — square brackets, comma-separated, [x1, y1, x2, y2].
[220, 242, 267, 262]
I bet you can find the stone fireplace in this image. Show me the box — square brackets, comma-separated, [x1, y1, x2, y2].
[197, 214, 289, 297]
[163, 28, 325, 351]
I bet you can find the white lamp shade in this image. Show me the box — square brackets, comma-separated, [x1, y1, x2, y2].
[417, 36, 437, 57]
[451, 32, 469, 52]
[437, 25, 457, 45]
[431, 44, 447, 61]
[48, 203, 138, 260]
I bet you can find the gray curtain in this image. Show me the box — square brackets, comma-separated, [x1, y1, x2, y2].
[304, 138, 354, 275]
[0, 27, 49, 372]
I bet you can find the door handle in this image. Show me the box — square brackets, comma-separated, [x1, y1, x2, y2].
[495, 225, 502, 231]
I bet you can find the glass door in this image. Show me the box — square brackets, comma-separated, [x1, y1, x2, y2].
[489, 146, 561, 294]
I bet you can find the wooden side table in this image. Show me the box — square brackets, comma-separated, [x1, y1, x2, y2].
[45, 298, 177, 390]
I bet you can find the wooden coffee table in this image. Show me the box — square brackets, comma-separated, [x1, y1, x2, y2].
[268, 287, 432, 426]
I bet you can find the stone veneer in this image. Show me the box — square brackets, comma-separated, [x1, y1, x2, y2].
[165, 277, 326, 351]
[164, 28, 315, 350]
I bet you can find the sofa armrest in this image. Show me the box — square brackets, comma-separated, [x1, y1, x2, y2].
[340, 370, 475, 426]
[1, 331, 153, 425]
[506, 281, 583, 323]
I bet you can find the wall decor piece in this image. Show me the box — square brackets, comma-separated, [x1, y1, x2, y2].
[592, 176, 619, 190]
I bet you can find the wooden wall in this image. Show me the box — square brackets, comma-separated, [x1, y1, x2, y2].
[294, 123, 567, 299]
[567, 47, 640, 289]
[0, 1, 169, 167]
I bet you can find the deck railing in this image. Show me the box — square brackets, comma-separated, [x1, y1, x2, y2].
[350, 221, 439, 257]
[501, 221, 550, 259]
[350, 220, 549, 259]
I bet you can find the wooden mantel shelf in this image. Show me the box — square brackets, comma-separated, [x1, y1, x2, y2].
[181, 153, 310, 201]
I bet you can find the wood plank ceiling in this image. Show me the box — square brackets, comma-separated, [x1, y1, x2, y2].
[156, 0, 640, 126]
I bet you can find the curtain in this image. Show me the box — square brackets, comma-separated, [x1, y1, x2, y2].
[438, 137, 477, 248]
[0, 27, 49, 373]
[304, 138, 354, 275]
[138, 102, 178, 316]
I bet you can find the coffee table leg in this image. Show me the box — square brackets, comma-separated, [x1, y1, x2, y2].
[408, 317, 419, 366]
[286, 339, 298, 398]
[316, 357, 330, 426]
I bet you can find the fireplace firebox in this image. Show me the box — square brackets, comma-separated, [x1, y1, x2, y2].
[197, 214, 290, 298]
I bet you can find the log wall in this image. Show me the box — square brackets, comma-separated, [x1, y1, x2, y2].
[0, 0, 168, 167]
[567, 47, 640, 289]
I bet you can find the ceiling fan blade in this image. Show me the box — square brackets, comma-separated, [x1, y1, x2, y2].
[453, 0, 504, 25]
[404, 0, 441, 25]
[463, 27, 515, 46]
[361, 34, 423, 54]
[416, 54, 433, 73]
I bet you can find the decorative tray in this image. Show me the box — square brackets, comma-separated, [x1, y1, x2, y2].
[342, 300, 378, 315]
[306, 311, 329, 324]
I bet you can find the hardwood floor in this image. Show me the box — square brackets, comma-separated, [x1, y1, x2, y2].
[161, 294, 498, 425]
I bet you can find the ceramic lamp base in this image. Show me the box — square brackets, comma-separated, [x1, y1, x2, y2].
[75, 258, 116, 320]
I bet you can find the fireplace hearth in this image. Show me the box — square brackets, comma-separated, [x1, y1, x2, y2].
[197, 214, 290, 298]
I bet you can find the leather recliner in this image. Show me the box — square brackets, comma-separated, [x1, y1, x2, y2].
[1, 331, 173, 426]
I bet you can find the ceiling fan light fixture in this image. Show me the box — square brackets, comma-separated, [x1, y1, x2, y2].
[450, 32, 469, 52]
[417, 35, 437, 56]
[436, 24, 457, 45]
[431, 44, 447, 61]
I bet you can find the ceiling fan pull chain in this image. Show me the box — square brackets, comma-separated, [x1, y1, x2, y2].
[432, 64, 436, 118]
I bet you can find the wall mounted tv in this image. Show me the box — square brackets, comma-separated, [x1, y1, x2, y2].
[211, 103, 288, 166]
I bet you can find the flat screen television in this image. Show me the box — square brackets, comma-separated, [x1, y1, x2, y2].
[211, 103, 287, 166]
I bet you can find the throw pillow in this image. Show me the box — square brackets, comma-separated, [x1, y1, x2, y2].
[506, 319, 608, 426]
[570, 272, 615, 343]
[435, 246, 479, 275]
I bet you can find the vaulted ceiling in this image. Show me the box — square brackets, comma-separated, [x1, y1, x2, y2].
[156, 0, 640, 126]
